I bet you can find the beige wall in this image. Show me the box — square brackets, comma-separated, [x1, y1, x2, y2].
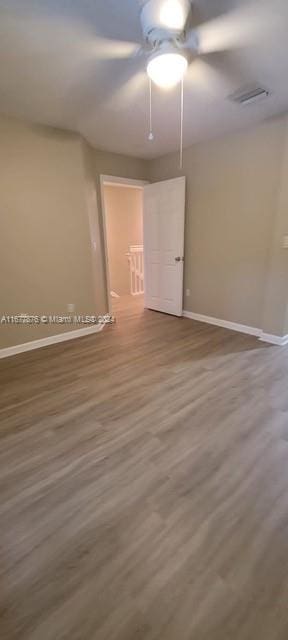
[0, 116, 98, 348]
[104, 186, 143, 296]
[0, 116, 148, 348]
[149, 116, 288, 335]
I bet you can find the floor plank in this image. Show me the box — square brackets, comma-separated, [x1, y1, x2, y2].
[1, 296, 288, 639]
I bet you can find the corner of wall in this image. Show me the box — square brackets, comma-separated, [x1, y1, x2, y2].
[261, 114, 288, 338]
[80, 139, 109, 315]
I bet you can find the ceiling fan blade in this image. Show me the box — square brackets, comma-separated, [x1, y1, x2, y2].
[186, 49, 253, 98]
[105, 70, 148, 112]
[93, 37, 143, 61]
[191, 2, 284, 56]
[76, 55, 147, 128]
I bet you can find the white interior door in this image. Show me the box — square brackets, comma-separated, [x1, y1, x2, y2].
[143, 176, 186, 317]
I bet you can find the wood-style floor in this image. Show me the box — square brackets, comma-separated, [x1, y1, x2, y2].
[1, 295, 288, 640]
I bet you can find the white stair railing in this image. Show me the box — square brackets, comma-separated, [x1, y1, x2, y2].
[126, 245, 144, 295]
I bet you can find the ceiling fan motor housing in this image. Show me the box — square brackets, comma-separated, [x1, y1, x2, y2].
[147, 39, 185, 63]
[140, 0, 198, 61]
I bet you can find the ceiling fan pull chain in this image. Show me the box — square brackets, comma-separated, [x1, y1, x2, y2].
[180, 76, 184, 169]
[148, 78, 154, 141]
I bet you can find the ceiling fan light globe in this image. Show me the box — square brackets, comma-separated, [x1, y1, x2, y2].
[147, 52, 188, 89]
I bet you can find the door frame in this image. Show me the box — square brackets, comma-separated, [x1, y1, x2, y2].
[100, 175, 148, 313]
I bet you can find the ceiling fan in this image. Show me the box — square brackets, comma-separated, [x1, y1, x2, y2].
[94, 0, 264, 89]
[91, 0, 269, 163]
[139, 0, 198, 89]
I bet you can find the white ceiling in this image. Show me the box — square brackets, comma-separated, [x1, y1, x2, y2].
[0, 0, 288, 158]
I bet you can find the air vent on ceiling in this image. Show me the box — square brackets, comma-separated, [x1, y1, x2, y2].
[229, 86, 270, 106]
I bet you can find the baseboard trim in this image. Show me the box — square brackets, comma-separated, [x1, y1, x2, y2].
[258, 333, 288, 346]
[183, 310, 288, 346]
[183, 310, 261, 337]
[0, 324, 105, 360]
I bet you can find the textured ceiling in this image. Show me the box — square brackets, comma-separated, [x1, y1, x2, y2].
[0, 0, 288, 158]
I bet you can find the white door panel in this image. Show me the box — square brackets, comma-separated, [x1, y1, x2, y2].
[143, 176, 186, 317]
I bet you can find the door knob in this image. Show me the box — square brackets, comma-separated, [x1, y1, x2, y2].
[175, 256, 184, 262]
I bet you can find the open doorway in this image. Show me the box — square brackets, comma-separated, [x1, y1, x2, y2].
[101, 176, 147, 317]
